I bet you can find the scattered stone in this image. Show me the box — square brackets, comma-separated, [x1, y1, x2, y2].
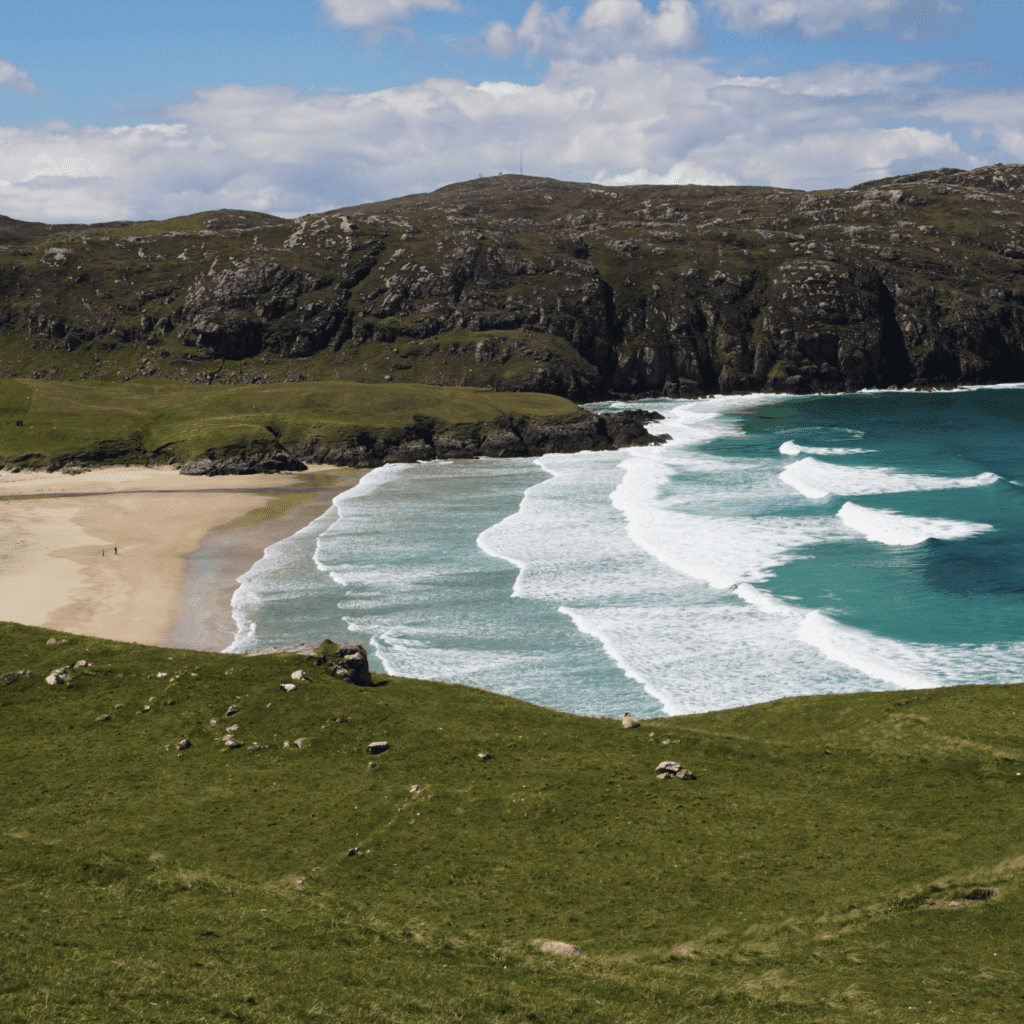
[280, 682, 297, 692]
[477, 752, 492, 760]
[367, 740, 389, 754]
[283, 741, 290, 748]
[224, 739, 243, 749]
[409, 785, 419, 793]
[532, 939, 582, 956]
[209, 719, 218, 727]
[73, 660, 91, 669]
[367, 761, 377, 769]
[347, 847, 364, 856]
[114, 703, 124, 709]
[156, 672, 168, 678]
[622, 713, 641, 729]
[247, 743, 268, 753]
[226, 724, 239, 732]
[46, 637, 58, 645]
[175, 738, 191, 751]
[96, 713, 111, 722]
[226, 704, 240, 716]
[655, 761, 696, 780]
[45, 666, 74, 686]
[290, 669, 308, 681]
[327, 716, 344, 725]
[315, 640, 373, 686]
[294, 737, 310, 749]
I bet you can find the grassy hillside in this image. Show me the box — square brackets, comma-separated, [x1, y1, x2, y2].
[0, 378, 583, 468]
[1, 620, 1021, 1022]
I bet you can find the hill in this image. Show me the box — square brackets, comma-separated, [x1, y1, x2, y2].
[1, 619, 1021, 1022]
[1, 164, 1023, 400]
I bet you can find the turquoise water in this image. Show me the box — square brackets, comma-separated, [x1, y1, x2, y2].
[227, 386, 1023, 717]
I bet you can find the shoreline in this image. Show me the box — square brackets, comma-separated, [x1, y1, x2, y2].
[0, 465, 366, 649]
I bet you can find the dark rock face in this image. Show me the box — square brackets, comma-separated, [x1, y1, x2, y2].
[178, 451, 308, 475]
[285, 408, 667, 469]
[4, 166, 1023, 395]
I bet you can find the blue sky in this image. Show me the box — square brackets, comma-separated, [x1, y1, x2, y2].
[1, 0, 1023, 222]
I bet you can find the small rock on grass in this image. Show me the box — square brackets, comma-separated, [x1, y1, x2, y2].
[226, 704, 240, 716]
[280, 682, 296, 692]
[622, 713, 641, 729]
[96, 713, 111, 722]
[477, 752, 491, 760]
[347, 847, 364, 857]
[224, 739, 243, 750]
[367, 740, 389, 754]
[655, 760, 696, 780]
[294, 737, 310, 749]
[532, 939, 582, 956]
[175, 738, 191, 751]
[290, 669, 308, 681]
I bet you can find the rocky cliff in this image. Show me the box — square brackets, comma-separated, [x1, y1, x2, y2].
[2, 164, 1023, 398]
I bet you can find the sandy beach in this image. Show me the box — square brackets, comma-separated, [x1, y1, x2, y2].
[0, 465, 366, 649]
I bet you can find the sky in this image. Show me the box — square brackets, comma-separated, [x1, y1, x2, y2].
[1, 0, 1023, 224]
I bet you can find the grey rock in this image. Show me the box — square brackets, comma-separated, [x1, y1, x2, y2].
[175, 738, 192, 751]
[179, 451, 307, 476]
[477, 752, 492, 760]
[294, 737, 310, 749]
[622, 713, 641, 729]
[46, 637, 58, 645]
[655, 760, 696, 780]
[226, 704, 240, 716]
[290, 669, 309, 681]
[224, 739, 243, 749]
[279, 682, 297, 692]
[96, 713, 111, 722]
[367, 740, 389, 754]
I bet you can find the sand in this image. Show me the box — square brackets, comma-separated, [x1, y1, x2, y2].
[0, 465, 367, 649]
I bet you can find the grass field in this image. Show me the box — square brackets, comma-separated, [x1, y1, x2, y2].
[1, 620, 1021, 1022]
[0, 379, 583, 468]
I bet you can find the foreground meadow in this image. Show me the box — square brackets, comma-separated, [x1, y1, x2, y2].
[0, 620, 1020, 1022]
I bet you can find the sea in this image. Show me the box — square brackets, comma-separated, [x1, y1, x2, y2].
[225, 386, 1024, 718]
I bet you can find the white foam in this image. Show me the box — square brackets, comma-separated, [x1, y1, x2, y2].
[780, 456, 1000, 500]
[734, 583, 799, 615]
[837, 501, 994, 546]
[779, 440, 874, 456]
[797, 610, 1024, 690]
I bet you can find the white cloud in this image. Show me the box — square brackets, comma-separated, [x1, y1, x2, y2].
[483, 0, 701, 59]
[0, 53, 1010, 225]
[0, 59, 39, 95]
[319, 0, 461, 30]
[709, 0, 967, 39]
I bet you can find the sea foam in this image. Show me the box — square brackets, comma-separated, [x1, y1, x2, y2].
[779, 456, 1000, 500]
[779, 440, 873, 456]
[836, 501, 994, 546]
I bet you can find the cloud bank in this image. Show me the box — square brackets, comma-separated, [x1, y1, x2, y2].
[0, 0, 1012, 224]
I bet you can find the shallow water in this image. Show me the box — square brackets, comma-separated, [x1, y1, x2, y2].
[226, 386, 1024, 717]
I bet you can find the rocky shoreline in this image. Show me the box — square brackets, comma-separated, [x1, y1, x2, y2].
[176, 408, 668, 475]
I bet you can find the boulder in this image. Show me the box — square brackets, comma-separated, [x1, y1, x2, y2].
[226, 704, 240, 716]
[531, 939, 582, 956]
[327, 716, 345, 725]
[290, 669, 308, 681]
[224, 739, 243, 749]
[316, 639, 373, 686]
[622, 713, 641, 729]
[279, 682, 297, 692]
[656, 760, 696, 780]
[175, 738, 191, 751]
[367, 740, 389, 754]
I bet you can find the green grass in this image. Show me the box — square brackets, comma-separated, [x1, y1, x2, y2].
[1, 619, 1022, 1022]
[0, 378, 583, 467]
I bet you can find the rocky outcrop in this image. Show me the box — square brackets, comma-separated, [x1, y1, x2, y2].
[286, 409, 667, 470]
[178, 451, 308, 475]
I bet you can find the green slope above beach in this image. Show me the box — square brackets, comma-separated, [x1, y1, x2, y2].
[1, 620, 1021, 1022]
[0, 378, 591, 470]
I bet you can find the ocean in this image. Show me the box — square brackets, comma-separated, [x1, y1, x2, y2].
[225, 386, 1024, 718]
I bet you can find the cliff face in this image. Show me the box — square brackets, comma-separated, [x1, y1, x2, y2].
[2, 164, 1023, 398]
